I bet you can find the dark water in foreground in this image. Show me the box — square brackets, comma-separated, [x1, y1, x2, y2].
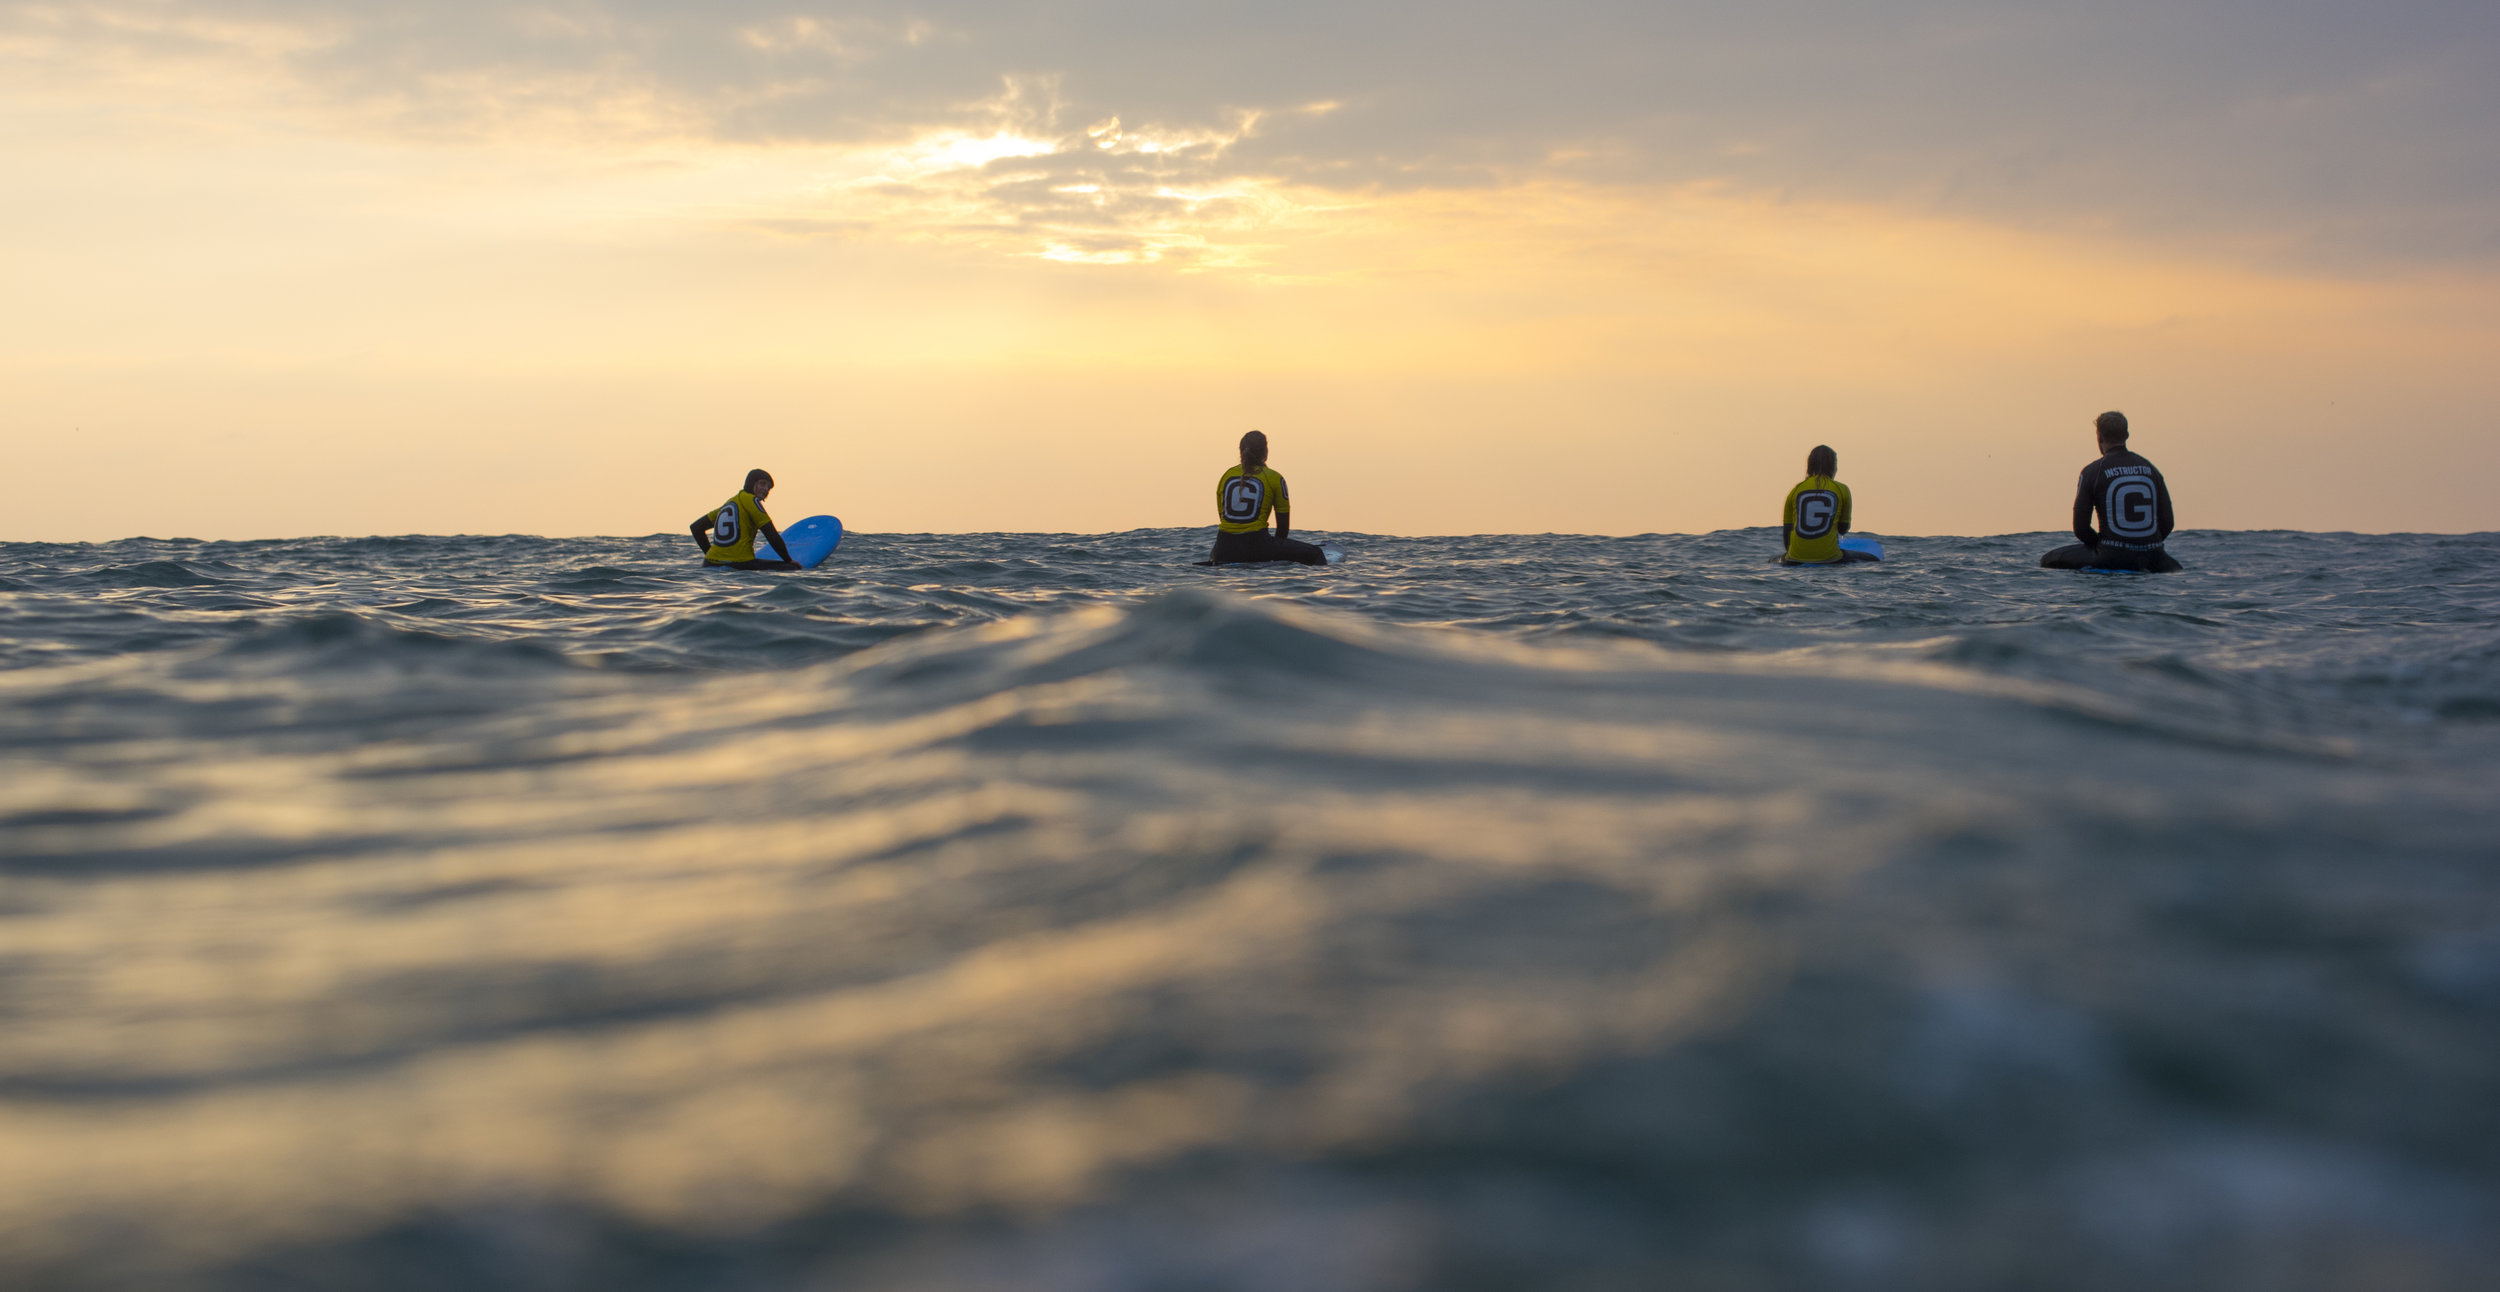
[3, 528, 2497, 1291]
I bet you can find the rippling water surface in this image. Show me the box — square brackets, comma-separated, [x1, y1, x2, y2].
[4, 528, 2497, 1291]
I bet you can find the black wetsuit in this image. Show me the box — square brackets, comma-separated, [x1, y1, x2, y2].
[1209, 529, 1327, 566]
[2040, 448, 2181, 572]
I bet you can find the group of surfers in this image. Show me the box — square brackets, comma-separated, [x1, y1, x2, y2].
[690, 411, 2179, 574]
[1769, 410, 2177, 570]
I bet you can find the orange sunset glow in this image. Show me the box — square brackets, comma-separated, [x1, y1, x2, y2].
[6, 2, 2496, 540]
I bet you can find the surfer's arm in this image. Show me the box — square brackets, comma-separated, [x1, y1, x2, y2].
[2154, 479, 2175, 543]
[760, 520, 792, 563]
[1838, 488, 1852, 536]
[689, 516, 714, 552]
[2072, 471, 2099, 546]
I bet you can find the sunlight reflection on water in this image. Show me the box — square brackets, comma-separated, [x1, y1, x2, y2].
[2, 530, 2496, 1289]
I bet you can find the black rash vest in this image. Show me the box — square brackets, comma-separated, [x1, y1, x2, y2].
[2073, 449, 2175, 552]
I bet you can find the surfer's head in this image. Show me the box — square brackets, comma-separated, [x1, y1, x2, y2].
[2095, 411, 2129, 449]
[1806, 445, 1837, 477]
[1240, 430, 1268, 471]
[744, 468, 774, 499]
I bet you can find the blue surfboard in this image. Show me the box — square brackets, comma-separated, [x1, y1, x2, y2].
[1771, 534, 1884, 565]
[772, 515, 843, 569]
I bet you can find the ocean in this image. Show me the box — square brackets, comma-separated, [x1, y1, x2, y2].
[3, 528, 2496, 1291]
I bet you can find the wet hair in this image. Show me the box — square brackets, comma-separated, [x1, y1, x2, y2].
[2096, 411, 2129, 443]
[1806, 444, 1837, 477]
[1239, 430, 1268, 472]
[745, 468, 774, 492]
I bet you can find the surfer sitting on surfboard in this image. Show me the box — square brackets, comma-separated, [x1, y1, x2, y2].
[2039, 412, 2182, 572]
[690, 469, 799, 570]
[1210, 431, 1328, 566]
[1777, 446, 1871, 565]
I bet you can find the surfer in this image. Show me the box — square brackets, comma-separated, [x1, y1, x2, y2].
[690, 469, 799, 570]
[1210, 431, 1327, 565]
[2039, 412, 2181, 572]
[1776, 445, 1870, 565]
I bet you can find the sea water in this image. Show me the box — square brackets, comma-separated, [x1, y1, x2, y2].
[2, 529, 2496, 1291]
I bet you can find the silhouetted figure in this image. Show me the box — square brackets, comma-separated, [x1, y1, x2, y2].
[2040, 412, 2181, 572]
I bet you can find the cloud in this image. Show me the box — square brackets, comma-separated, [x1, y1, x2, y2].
[6, 1, 2497, 267]
[813, 83, 1307, 267]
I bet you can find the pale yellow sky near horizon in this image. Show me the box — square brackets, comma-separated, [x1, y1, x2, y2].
[5, 3, 2496, 542]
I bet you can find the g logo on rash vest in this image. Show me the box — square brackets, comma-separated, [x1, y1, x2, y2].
[2105, 477, 2159, 540]
[713, 503, 743, 545]
[1794, 490, 1839, 539]
[1221, 474, 1267, 525]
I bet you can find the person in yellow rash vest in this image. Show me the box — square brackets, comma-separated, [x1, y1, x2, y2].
[689, 468, 798, 570]
[1209, 430, 1327, 565]
[1778, 445, 1870, 565]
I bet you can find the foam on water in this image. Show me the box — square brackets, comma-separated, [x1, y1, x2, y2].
[2, 528, 2497, 1290]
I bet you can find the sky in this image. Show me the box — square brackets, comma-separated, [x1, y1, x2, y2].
[4, 0, 2496, 540]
